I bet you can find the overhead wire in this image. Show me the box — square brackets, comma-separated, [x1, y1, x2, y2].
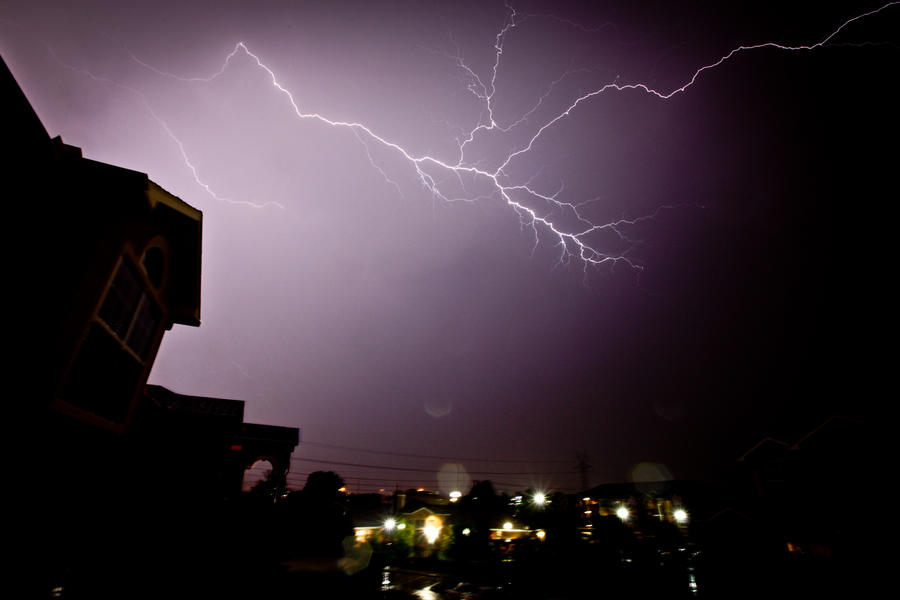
[298, 440, 572, 464]
[290, 456, 577, 476]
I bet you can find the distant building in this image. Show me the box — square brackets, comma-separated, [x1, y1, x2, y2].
[578, 480, 706, 535]
[350, 491, 455, 555]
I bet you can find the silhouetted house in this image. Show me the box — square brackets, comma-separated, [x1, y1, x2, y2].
[692, 417, 868, 599]
[133, 386, 299, 499]
[5, 52, 300, 492]
[733, 416, 867, 556]
[3, 57, 201, 438]
[3, 54, 211, 516]
[737, 436, 791, 499]
[3, 53, 205, 595]
[4, 53, 304, 593]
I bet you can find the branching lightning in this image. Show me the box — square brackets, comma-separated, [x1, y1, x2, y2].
[96, 2, 900, 269]
[49, 47, 285, 210]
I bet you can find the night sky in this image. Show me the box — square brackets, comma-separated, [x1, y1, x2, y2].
[4, 1, 895, 494]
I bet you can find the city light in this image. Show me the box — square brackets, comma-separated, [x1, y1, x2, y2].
[384, 518, 396, 531]
[462, 528, 471, 536]
[423, 524, 440, 545]
[397, 523, 406, 530]
[674, 509, 688, 523]
[616, 507, 630, 521]
[536, 530, 546, 540]
[533, 492, 546, 506]
[503, 522, 513, 530]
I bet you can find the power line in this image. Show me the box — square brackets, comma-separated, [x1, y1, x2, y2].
[286, 473, 435, 483]
[285, 473, 579, 494]
[298, 440, 571, 464]
[291, 456, 576, 476]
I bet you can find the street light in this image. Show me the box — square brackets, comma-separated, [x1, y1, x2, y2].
[674, 509, 688, 524]
[424, 524, 440, 544]
[616, 506, 630, 521]
[533, 492, 546, 506]
[384, 518, 396, 531]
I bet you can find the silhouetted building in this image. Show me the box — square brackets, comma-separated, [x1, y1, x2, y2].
[5, 51, 299, 492]
[4, 55, 202, 434]
[4, 54, 299, 597]
[139, 385, 299, 500]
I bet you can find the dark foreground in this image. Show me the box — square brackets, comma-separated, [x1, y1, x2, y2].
[38, 538, 863, 600]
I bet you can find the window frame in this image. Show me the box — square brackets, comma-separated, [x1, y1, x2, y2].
[55, 246, 171, 430]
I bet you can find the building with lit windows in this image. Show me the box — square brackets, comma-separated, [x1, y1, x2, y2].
[578, 480, 705, 535]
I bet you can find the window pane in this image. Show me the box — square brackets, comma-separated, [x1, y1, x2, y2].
[61, 323, 142, 423]
[98, 261, 142, 339]
[127, 294, 161, 359]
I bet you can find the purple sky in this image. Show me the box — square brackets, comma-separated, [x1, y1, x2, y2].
[4, 0, 895, 493]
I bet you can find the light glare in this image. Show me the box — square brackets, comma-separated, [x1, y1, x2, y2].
[424, 524, 440, 544]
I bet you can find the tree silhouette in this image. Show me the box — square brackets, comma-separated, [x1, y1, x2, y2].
[301, 470, 345, 503]
[457, 480, 506, 560]
[249, 465, 287, 503]
[282, 471, 352, 559]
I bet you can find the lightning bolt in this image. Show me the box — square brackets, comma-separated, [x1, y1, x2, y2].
[47, 47, 285, 210]
[112, 1, 898, 270]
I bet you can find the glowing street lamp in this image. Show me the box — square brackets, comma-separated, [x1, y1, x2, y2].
[533, 492, 546, 506]
[674, 509, 688, 524]
[503, 521, 513, 530]
[423, 524, 440, 544]
[384, 518, 396, 531]
[616, 506, 630, 521]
